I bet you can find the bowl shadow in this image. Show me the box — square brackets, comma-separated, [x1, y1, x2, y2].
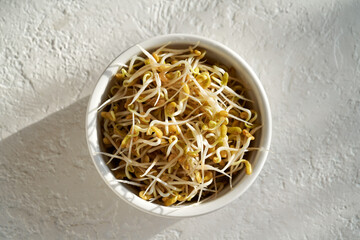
[0, 97, 178, 239]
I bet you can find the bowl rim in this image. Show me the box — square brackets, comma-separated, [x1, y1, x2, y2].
[85, 33, 272, 218]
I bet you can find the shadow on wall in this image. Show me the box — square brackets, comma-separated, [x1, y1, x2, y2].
[0, 97, 178, 239]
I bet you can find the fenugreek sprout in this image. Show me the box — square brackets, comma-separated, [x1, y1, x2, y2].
[98, 44, 261, 206]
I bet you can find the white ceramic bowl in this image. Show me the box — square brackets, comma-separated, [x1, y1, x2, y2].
[86, 34, 272, 218]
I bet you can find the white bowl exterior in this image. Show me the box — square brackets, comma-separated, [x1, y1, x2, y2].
[86, 34, 272, 218]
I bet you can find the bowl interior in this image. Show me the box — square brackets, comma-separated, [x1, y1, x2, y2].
[86, 34, 271, 217]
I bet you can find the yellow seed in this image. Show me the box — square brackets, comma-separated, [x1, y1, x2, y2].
[144, 59, 151, 65]
[165, 72, 172, 79]
[139, 191, 152, 200]
[208, 147, 215, 153]
[120, 135, 131, 148]
[213, 156, 221, 163]
[152, 52, 160, 62]
[243, 160, 252, 175]
[169, 125, 179, 135]
[193, 67, 199, 74]
[195, 170, 202, 183]
[242, 129, 255, 140]
[177, 193, 187, 202]
[162, 195, 178, 206]
[202, 72, 210, 79]
[121, 69, 127, 76]
[171, 60, 178, 64]
[221, 72, 229, 86]
[240, 111, 249, 119]
[196, 72, 210, 88]
[168, 135, 177, 144]
[152, 126, 163, 138]
[165, 71, 181, 80]
[176, 70, 181, 78]
[146, 126, 163, 138]
[194, 49, 201, 56]
[204, 171, 213, 182]
[198, 50, 206, 59]
[115, 73, 124, 80]
[220, 125, 227, 138]
[220, 151, 228, 158]
[100, 111, 116, 121]
[165, 102, 177, 116]
[202, 124, 209, 131]
[201, 77, 211, 88]
[228, 127, 242, 134]
[143, 155, 150, 163]
[103, 137, 111, 145]
[186, 151, 198, 158]
[208, 121, 217, 129]
[158, 64, 171, 71]
[182, 83, 190, 95]
[216, 110, 229, 119]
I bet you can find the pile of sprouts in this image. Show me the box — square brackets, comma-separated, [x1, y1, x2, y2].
[98, 43, 260, 206]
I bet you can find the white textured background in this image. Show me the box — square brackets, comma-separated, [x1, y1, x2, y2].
[1, 0, 359, 239]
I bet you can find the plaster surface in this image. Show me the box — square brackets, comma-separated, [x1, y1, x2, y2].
[0, 0, 359, 239]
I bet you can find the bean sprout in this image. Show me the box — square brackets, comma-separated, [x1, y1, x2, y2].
[98, 44, 261, 206]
